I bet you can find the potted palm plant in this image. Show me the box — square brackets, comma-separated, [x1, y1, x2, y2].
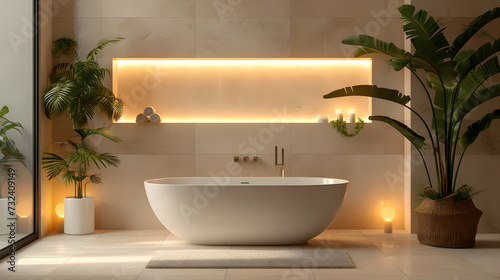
[324, 5, 500, 247]
[42, 37, 124, 234]
[42, 128, 120, 234]
[43, 37, 124, 128]
[0, 106, 26, 234]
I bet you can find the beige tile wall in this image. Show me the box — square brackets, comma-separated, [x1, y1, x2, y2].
[48, 0, 500, 233]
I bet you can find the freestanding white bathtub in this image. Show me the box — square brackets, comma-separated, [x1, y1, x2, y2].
[144, 177, 348, 245]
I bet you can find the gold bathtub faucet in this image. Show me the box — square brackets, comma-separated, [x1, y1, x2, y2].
[275, 146, 285, 177]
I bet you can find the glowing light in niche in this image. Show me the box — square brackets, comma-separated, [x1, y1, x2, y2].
[113, 58, 372, 123]
[115, 58, 372, 67]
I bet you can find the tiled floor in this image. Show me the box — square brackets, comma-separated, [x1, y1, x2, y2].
[0, 230, 499, 280]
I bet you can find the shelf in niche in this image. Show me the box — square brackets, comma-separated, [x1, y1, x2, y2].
[114, 120, 372, 124]
[112, 58, 373, 123]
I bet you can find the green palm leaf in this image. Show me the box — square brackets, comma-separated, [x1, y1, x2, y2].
[324, 85, 410, 105]
[60, 171, 76, 185]
[43, 37, 124, 127]
[399, 5, 450, 57]
[454, 84, 500, 122]
[42, 128, 121, 198]
[432, 107, 461, 144]
[74, 127, 121, 142]
[43, 78, 76, 118]
[89, 152, 120, 169]
[449, 7, 500, 58]
[341, 35, 413, 71]
[49, 62, 75, 82]
[89, 175, 102, 184]
[460, 109, 500, 150]
[75, 60, 107, 86]
[42, 152, 69, 180]
[86, 37, 124, 61]
[98, 88, 124, 121]
[1, 118, 23, 134]
[369, 116, 427, 149]
[0, 106, 9, 117]
[456, 56, 500, 105]
[455, 39, 500, 79]
[399, 4, 457, 107]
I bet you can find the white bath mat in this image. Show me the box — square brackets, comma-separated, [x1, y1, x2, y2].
[147, 249, 355, 268]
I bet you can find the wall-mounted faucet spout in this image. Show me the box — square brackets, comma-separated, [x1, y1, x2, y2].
[275, 146, 285, 177]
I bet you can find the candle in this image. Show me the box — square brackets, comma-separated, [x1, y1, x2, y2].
[17, 216, 29, 233]
[381, 206, 396, 234]
[348, 108, 355, 123]
[384, 221, 393, 233]
[58, 216, 64, 233]
[316, 114, 329, 123]
[336, 109, 343, 122]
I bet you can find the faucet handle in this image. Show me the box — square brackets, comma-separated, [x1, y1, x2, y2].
[253, 156, 259, 162]
[243, 156, 249, 162]
[234, 156, 239, 162]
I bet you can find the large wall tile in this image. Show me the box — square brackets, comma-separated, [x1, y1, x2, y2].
[290, 155, 404, 230]
[102, 0, 195, 18]
[290, 123, 385, 155]
[453, 155, 500, 233]
[100, 155, 195, 230]
[101, 123, 195, 155]
[195, 18, 290, 57]
[290, 123, 404, 155]
[100, 18, 195, 59]
[194, 155, 290, 177]
[195, 0, 291, 18]
[291, 17, 403, 58]
[51, 17, 102, 57]
[291, 0, 397, 18]
[454, 120, 500, 156]
[195, 123, 291, 155]
[53, 0, 102, 18]
[413, 0, 499, 17]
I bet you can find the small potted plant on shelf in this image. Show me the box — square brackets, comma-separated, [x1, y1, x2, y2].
[42, 128, 120, 234]
[324, 5, 500, 247]
[0, 106, 26, 234]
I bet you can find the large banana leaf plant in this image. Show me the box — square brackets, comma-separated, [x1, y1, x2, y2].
[0, 106, 26, 198]
[42, 128, 120, 199]
[43, 37, 124, 128]
[324, 5, 500, 199]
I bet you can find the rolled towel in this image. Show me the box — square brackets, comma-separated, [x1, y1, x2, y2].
[144, 106, 156, 116]
[136, 113, 149, 123]
[150, 113, 161, 123]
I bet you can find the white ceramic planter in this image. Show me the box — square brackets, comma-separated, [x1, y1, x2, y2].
[64, 196, 94, 235]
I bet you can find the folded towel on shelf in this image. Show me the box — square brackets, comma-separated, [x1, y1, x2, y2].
[136, 113, 149, 123]
[144, 106, 156, 116]
[150, 113, 161, 123]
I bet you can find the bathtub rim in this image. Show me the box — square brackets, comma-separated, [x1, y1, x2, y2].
[144, 177, 349, 187]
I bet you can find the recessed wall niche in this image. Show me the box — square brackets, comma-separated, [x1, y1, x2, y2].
[112, 58, 372, 123]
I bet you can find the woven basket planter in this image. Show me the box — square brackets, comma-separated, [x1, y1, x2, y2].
[415, 195, 482, 248]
